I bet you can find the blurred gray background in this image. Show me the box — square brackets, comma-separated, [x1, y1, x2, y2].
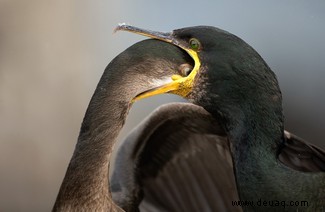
[0, 0, 324, 211]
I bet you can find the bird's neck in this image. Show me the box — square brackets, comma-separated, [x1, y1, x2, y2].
[227, 105, 284, 163]
[229, 117, 283, 170]
[204, 93, 284, 155]
[212, 100, 285, 202]
[54, 75, 130, 211]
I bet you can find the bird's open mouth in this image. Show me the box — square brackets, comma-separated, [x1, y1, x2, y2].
[115, 23, 200, 102]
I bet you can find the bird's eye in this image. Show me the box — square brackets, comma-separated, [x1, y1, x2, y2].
[189, 38, 201, 51]
[179, 63, 193, 77]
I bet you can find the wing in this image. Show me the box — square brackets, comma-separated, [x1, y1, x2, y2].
[278, 131, 325, 172]
[110, 102, 242, 212]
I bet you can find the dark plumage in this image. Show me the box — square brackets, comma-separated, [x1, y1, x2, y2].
[52, 39, 193, 211]
[111, 103, 241, 212]
[113, 25, 325, 211]
[54, 24, 324, 212]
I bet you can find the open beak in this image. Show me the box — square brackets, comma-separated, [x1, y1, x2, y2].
[115, 24, 201, 102]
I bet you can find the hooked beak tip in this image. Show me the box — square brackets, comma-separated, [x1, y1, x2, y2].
[114, 23, 128, 33]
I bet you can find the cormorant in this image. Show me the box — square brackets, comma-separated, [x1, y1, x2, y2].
[112, 24, 325, 212]
[53, 39, 194, 211]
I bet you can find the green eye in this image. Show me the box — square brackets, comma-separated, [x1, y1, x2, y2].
[189, 38, 201, 51]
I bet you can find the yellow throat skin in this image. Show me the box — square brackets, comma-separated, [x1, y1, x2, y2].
[132, 49, 200, 102]
[114, 24, 201, 102]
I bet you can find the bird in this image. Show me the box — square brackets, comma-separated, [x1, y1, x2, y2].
[52, 39, 194, 211]
[112, 24, 325, 211]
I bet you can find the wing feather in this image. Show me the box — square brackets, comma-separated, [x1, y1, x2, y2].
[110, 103, 242, 212]
[278, 131, 325, 172]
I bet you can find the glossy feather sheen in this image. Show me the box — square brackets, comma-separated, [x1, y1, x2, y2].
[112, 103, 325, 211]
[56, 24, 325, 211]
[167, 26, 324, 211]
[112, 26, 325, 211]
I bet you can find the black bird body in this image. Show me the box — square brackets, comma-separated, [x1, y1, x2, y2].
[183, 27, 325, 210]
[183, 27, 325, 211]
[114, 25, 325, 211]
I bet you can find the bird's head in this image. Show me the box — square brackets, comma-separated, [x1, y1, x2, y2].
[98, 38, 194, 104]
[116, 24, 283, 129]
